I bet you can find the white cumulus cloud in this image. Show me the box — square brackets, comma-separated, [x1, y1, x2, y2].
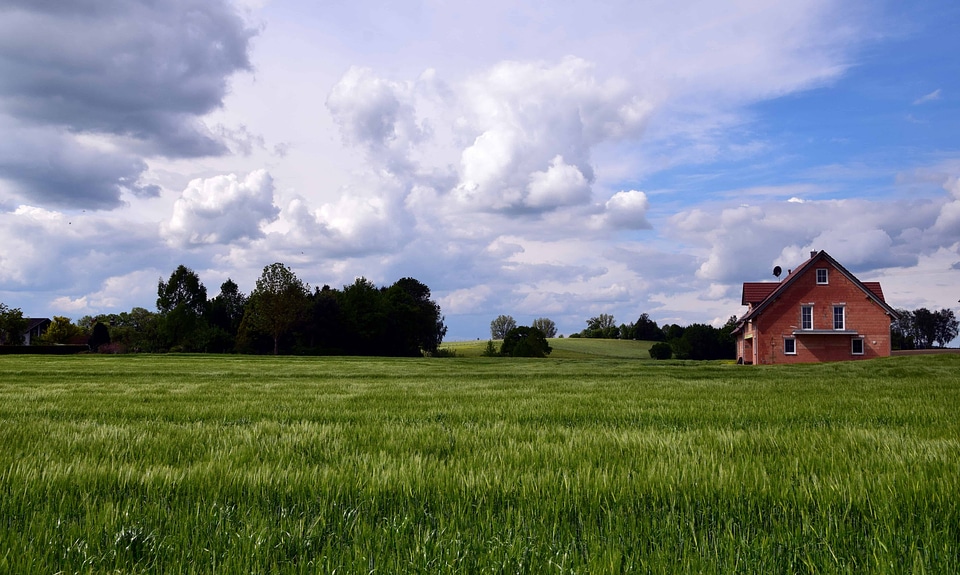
[598, 190, 652, 230]
[450, 57, 653, 213]
[162, 170, 279, 247]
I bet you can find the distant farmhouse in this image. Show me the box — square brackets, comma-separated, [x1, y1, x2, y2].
[22, 318, 51, 346]
[734, 250, 898, 364]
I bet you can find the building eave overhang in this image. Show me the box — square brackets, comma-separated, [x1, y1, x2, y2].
[791, 329, 860, 336]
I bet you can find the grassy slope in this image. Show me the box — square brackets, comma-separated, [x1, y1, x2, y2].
[0, 354, 958, 573]
[441, 337, 656, 358]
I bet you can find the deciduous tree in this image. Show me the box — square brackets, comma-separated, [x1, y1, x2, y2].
[891, 308, 915, 350]
[157, 265, 207, 315]
[245, 263, 309, 355]
[0, 303, 27, 346]
[37, 316, 82, 344]
[384, 277, 447, 356]
[208, 278, 247, 352]
[583, 314, 618, 338]
[531, 317, 557, 338]
[338, 277, 386, 355]
[490, 315, 517, 340]
[912, 308, 936, 349]
[933, 308, 959, 348]
[157, 265, 209, 351]
[632, 313, 664, 341]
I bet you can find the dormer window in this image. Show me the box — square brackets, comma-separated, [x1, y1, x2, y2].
[816, 268, 828, 284]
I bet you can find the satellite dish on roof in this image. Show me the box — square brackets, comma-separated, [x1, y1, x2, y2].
[773, 265, 782, 280]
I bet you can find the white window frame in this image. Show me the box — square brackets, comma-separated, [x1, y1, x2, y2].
[833, 305, 845, 330]
[784, 337, 797, 355]
[801, 305, 813, 330]
[852, 337, 864, 355]
[816, 268, 829, 284]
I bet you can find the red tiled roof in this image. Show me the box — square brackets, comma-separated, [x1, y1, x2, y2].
[738, 251, 898, 323]
[862, 282, 884, 302]
[741, 282, 779, 306]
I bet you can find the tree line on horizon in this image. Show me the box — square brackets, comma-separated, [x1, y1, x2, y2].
[488, 312, 739, 360]
[6, 276, 955, 358]
[0, 263, 447, 357]
[891, 307, 958, 350]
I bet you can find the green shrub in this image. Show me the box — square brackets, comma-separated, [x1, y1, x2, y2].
[481, 340, 500, 357]
[649, 341, 672, 360]
[500, 326, 552, 357]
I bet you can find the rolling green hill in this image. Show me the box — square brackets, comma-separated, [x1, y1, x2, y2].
[439, 337, 656, 358]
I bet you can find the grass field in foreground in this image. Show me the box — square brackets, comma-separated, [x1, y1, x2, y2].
[1, 354, 958, 573]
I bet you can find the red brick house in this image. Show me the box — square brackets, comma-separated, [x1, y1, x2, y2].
[734, 250, 898, 364]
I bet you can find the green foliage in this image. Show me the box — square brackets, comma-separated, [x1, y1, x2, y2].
[0, 303, 27, 345]
[662, 322, 733, 361]
[481, 339, 499, 357]
[677, 323, 731, 360]
[662, 323, 685, 341]
[0, 355, 958, 573]
[649, 341, 673, 360]
[337, 277, 386, 354]
[490, 314, 516, 340]
[157, 265, 207, 316]
[892, 307, 959, 349]
[500, 326, 552, 357]
[238, 273, 447, 357]
[207, 279, 247, 353]
[104, 308, 161, 353]
[382, 277, 447, 355]
[630, 313, 664, 341]
[581, 313, 619, 338]
[156, 265, 209, 352]
[934, 308, 959, 347]
[430, 348, 458, 358]
[88, 322, 111, 352]
[2, 264, 448, 357]
[37, 316, 82, 344]
[245, 263, 310, 355]
[531, 317, 557, 338]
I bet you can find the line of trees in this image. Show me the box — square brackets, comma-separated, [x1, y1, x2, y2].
[3, 263, 448, 356]
[570, 312, 737, 360]
[892, 307, 958, 349]
[489, 312, 737, 360]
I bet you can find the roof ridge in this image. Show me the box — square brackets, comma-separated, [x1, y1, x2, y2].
[738, 250, 897, 320]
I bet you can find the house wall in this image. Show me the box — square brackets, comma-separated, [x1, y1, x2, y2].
[745, 259, 893, 364]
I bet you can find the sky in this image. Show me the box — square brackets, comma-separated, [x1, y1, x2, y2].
[1, 0, 959, 342]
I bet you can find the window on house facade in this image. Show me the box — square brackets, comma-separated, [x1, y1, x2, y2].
[784, 337, 796, 355]
[852, 338, 864, 355]
[801, 305, 813, 330]
[816, 268, 828, 284]
[833, 305, 845, 330]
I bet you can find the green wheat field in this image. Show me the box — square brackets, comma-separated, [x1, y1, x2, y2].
[1, 350, 958, 573]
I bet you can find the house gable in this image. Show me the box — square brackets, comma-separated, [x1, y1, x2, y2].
[735, 251, 896, 364]
[22, 318, 51, 346]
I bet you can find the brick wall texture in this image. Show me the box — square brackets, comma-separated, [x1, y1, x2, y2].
[740, 259, 893, 365]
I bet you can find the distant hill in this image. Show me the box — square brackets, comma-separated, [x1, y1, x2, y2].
[440, 338, 655, 359]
